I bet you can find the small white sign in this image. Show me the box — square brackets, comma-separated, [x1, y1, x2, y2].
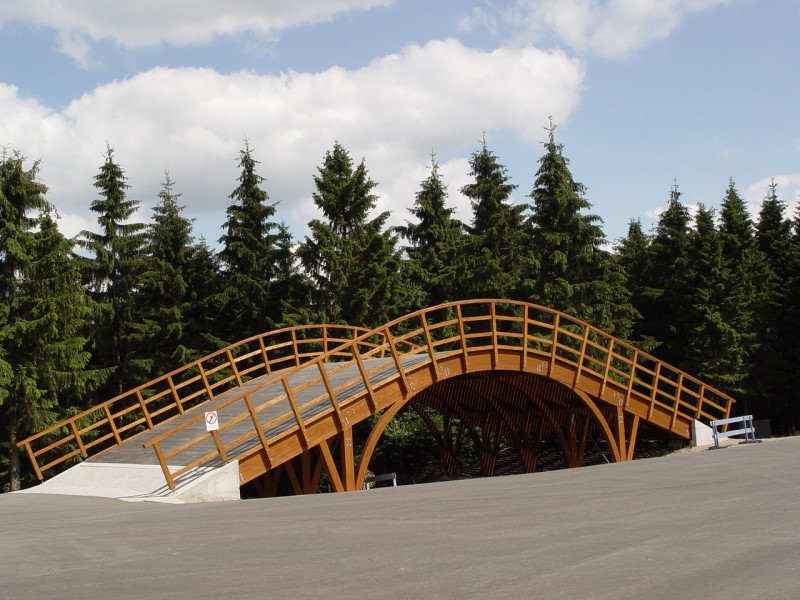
[205, 411, 219, 431]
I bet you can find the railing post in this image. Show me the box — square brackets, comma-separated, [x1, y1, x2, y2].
[521, 304, 530, 371]
[317, 361, 343, 424]
[243, 394, 272, 467]
[24, 442, 43, 481]
[259, 335, 272, 375]
[550, 312, 561, 365]
[227, 348, 243, 386]
[152, 443, 176, 491]
[291, 329, 300, 367]
[103, 405, 122, 445]
[166, 375, 184, 415]
[68, 419, 88, 459]
[671, 373, 685, 428]
[210, 429, 228, 462]
[456, 304, 469, 372]
[599, 337, 615, 400]
[282, 377, 309, 448]
[198, 362, 215, 401]
[385, 325, 411, 395]
[352, 343, 377, 411]
[420, 313, 439, 381]
[696, 385, 707, 420]
[574, 325, 591, 386]
[490, 301, 499, 369]
[625, 348, 639, 408]
[648, 362, 662, 420]
[136, 390, 155, 429]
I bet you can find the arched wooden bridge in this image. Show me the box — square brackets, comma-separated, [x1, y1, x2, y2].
[18, 300, 735, 496]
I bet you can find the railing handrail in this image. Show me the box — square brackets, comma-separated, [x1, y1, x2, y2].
[17, 324, 375, 480]
[139, 299, 736, 489]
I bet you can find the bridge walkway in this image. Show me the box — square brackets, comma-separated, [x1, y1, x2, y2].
[89, 355, 424, 470]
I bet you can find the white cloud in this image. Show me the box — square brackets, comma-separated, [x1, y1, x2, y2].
[744, 174, 800, 220]
[644, 207, 664, 221]
[505, 0, 732, 59]
[54, 211, 100, 241]
[0, 39, 584, 244]
[0, 0, 392, 65]
[457, 7, 499, 35]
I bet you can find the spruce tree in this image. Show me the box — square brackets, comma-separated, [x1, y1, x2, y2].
[755, 181, 793, 281]
[525, 121, 635, 336]
[217, 142, 281, 341]
[77, 145, 149, 400]
[270, 221, 313, 327]
[751, 181, 794, 429]
[0, 151, 45, 490]
[615, 220, 650, 313]
[297, 142, 404, 327]
[784, 205, 800, 431]
[183, 237, 224, 358]
[684, 205, 745, 392]
[460, 137, 526, 299]
[615, 220, 657, 350]
[718, 180, 761, 406]
[140, 173, 194, 376]
[0, 155, 106, 491]
[636, 184, 694, 366]
[398, 154, 467, 309]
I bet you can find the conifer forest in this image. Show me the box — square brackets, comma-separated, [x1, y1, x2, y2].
[2, 124, 799, 491]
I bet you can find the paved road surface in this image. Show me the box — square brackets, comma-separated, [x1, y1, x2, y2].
[2, 438, 798, 599]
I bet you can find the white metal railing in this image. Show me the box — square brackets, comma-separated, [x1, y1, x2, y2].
[709, 415, 757, 448]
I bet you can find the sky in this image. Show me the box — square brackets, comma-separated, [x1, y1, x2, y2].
[0, 0, 798, 249]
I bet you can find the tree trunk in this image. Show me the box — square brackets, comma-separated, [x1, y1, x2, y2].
[9, 429, 21, 491]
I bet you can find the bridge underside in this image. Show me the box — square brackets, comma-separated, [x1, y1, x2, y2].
[245, 368, 645, 498]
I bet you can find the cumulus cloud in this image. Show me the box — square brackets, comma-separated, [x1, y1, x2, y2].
[504, 0, 732, 59]
[745, 174, 800, 218]
[0, 0, 392, 65]
[457, 7, 500, 35]
[0, 39, 584, 241]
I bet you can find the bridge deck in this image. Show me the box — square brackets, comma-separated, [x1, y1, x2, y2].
[90, 356, 421, 469]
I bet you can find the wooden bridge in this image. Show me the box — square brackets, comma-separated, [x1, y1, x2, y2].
[17, 300, 735, 497]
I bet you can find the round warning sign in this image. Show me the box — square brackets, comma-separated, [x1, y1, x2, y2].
[205, 410, 219, 431]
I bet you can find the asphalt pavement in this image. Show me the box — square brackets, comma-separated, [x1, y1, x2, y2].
[1, 437, 798, 599]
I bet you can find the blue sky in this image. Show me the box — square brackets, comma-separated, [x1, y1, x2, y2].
[0, 0, 798, 247]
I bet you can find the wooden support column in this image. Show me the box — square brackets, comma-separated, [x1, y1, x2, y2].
[625, 414, 641, 461]
[300, 451, 313, 494]
[264, 466, 283, 497]
[318, 440, 345, 492]
[284, 460, 302, 495]
[616, 404, 628, 460]
[310, 450, 325, 493]
[340, 427, 356, 491]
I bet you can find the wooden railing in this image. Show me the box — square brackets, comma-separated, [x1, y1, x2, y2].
[17, 325, 376, 481]
[140, 300, 736, 490]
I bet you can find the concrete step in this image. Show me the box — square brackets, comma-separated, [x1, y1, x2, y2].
[15, 460, 240, 503]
